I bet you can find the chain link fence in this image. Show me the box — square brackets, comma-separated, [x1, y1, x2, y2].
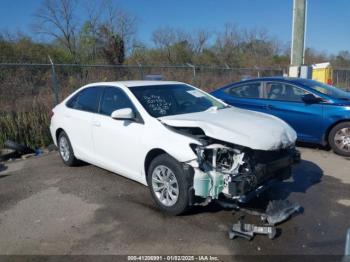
[333, 68, 350, 90]
[1, 63, 349, 149]
[0, 63, 285, 111]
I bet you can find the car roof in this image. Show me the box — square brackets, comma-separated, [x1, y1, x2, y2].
[217, 76, 313, 90]
[233, 76, 300, 83]
[84, 80, 184, 89]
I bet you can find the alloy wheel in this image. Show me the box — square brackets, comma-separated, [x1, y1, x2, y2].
[59, 136, 70, 162]
[151, 165, 179, 207]
[334, 127, 350, 152]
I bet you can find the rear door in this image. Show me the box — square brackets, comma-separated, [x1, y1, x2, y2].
[64, 86, 103, 161]
[219, 82, 269, 113]
[262, 81, 324, 142]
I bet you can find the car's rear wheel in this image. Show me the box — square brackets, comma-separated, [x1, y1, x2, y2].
[58, 131, 79, 166]
[147, 154, 190, 215]
[329, 122, 350, 157]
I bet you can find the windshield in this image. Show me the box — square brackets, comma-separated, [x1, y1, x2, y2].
[297, 79, 350, 99]
[129, 84, 226, 117]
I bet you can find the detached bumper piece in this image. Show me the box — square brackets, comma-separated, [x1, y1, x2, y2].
[229, 217, 276, 240]
[229, 199, 302, 241]
[262, 200, 302, 225]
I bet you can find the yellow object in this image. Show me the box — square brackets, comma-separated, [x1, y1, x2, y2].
[312, 62, 333, 85]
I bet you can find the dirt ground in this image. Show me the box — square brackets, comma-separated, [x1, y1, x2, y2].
[0, 147, 349, 258]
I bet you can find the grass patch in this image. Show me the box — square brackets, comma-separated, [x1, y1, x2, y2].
[0, 107, 51, 150]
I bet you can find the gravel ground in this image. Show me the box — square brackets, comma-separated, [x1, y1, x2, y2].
[0, 147, 349, 258]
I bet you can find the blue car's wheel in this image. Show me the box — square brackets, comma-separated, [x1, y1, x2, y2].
[329, 122, 350, 157]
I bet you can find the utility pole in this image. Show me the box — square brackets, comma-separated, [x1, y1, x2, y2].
[290, 0, 307, 66]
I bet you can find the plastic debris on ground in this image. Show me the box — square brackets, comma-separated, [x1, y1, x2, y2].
[228, 199, 302, 241]
[229, 216, 276, 240]
[262, 200, 302, 226]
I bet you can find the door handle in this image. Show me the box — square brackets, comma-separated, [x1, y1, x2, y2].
[92, 121, 101, 127]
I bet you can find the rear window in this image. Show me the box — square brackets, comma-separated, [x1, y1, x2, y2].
[225, 82, 262, 98]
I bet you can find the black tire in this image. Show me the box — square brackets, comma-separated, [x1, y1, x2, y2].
[57, 131, 79, 166]
[147, 154, 191, 215]
[328, 122, 350, 157]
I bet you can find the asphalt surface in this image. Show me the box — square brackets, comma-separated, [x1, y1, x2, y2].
[0, 147, 349, 256]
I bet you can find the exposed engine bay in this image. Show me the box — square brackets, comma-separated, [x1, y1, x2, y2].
[168, 125, 300, 203]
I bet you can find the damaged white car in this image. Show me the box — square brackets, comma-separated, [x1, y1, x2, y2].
[50, 81, 300, 215]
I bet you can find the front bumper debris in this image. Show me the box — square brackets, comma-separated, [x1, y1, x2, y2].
[262, 200, 302, 225]
[229, 217, 277, 240]
[189, 142, 301, 203]
[228, 199, 302, 241]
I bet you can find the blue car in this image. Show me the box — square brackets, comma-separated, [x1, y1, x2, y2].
[211, 77, 350, 156]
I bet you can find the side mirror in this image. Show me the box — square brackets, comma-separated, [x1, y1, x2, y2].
[111, 108, 135, 120]
[302, 94, 323, 104]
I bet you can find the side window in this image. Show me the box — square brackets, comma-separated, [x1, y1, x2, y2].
[66, 87, 103, 113]
[225, 82, 262, 98]
[100, 87, 135, 116]
[66, 94, 79, 108]
[265, 82, 309, 102]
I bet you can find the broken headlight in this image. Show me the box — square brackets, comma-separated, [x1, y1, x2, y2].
[191, 143, 244, 174]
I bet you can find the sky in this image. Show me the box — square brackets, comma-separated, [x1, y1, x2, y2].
[0, 0, 349, 54]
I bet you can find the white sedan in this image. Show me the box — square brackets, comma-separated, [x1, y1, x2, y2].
[50, 81, 299, 215]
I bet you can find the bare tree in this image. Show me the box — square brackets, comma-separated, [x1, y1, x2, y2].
[84, 0, 105, 29]
[241, 27, 283, 67]
[215, 23, 241, 50]
[79, 0, 137, 63]
[33, 0, 78, 60]
[304, 48, 329, 65]
[152, 28, 175, 63]
[152, 27, 190, 63]
[103, 0, 137, 53]
[116, 10, 137, 48]
[190, 29, 211, 53]
[213, 23, 242, 66]
[81, 0, 109, 61]
[152, 27, 189, 48]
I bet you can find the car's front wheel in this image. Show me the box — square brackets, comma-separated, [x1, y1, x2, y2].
[58, 131, 79, 166]
[147, 154, 191, 215]
[329, 122, 350, 157]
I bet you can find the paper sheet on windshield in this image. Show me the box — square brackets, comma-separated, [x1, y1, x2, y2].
[187, 90, 205, 98]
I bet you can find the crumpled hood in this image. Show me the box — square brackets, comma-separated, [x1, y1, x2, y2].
[158, 107, 297, 151]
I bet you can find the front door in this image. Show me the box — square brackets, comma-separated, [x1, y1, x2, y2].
[263, 81, 324, 142]
[92, 86, 145, 179]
